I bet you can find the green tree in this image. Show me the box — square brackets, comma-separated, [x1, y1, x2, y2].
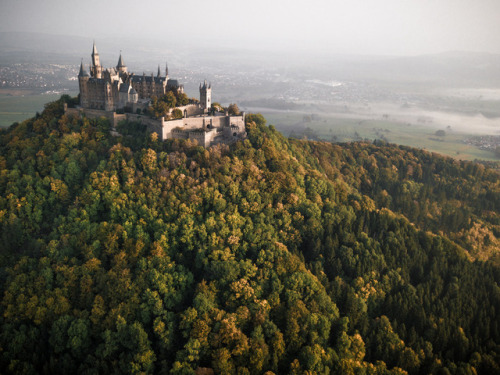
[228, 103, 240, 115]
[172, 108, 183, 119]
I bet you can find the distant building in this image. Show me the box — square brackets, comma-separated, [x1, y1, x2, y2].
[70, 42, 246, 147]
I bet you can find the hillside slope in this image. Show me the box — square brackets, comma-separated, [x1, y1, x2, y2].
[0, 98, 498, 374]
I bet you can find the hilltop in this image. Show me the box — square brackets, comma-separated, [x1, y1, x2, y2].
[0, 97, 499, 374]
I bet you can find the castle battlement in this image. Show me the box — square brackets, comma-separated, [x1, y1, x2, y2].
[72, 42, 246, 147]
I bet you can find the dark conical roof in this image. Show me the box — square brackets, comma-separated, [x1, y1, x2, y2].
[117, 53, 126, 68]
[78, 60, 89, 77]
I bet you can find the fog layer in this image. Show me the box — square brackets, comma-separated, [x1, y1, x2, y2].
[1, 0, 500, 55]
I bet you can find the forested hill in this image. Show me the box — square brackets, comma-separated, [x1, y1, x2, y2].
[0, 97, 499, 374]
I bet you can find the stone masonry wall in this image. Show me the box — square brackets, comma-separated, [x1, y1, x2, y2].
[65, 107, 126, 128]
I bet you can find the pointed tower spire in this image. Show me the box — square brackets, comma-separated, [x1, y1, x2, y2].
[79, 59, 85, 76]
[157, 64, 161, 77]
[78, 59, 89, 78]
[116, 50, 127, 74]
[91, 41, 102, 78]
[165, 61, 169, 78]
[117, 51, 125, 67]
[91, 41, 99, 66]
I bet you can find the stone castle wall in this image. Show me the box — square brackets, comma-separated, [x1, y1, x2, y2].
[65, 107, 126, 127]
[174, 104, 204, 117]
[65, 107, 246, 147]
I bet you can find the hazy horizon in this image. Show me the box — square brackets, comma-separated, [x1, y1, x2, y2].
[1, 0, 500, 56]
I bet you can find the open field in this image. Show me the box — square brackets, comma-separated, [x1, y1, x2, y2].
[0, 92, 63, 127]
[258, 109, 500, 162]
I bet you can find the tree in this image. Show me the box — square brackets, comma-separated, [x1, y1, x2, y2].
[228, 103, 240, 115]
[171, 108, 183, 119]
[176, 92, 189, 106]
[149, 97, 170, 119]
[163, 91, 177, 108]
[211, 102, 223, 113]
[435, 130, 446, 136]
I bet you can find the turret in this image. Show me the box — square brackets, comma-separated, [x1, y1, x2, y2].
[199, 80, 212, 112]
[78, 60, 89, 78]
[78, 60, 90, 108]
[157, 65, 161, 78]
[104, 81, 114, 111]
[91, 41, 100, 66]
[130, 87, 138, 103]
[90, 41, 102, 78]
[117, 51, 127, 73]
[165, 62, 169, 80]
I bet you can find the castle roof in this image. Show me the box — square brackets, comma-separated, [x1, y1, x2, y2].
[167, 79, 180, 87]
[131, 75, 166, 84]
[78, 61, 89, 77]
[92, 41, 98, 56]
[200, 80, 211, 89]
[117, 53, 126, 68]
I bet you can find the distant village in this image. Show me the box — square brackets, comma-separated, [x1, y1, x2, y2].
[463, 135, 500, 153]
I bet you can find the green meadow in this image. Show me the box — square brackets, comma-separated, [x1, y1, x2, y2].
[263, 111, 499, 162]
[0, 92, 63, 128]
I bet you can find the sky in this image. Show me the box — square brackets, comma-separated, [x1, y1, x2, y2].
[1, 0, 500, 56]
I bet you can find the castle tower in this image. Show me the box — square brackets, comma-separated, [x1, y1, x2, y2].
[165, 62, 169, 80]
[90, 41, 102, 78]
[104, 81, 114, 112]
[78, 60, 90, 107]
[199, 80, 212, 112]
[117, 51, 127, 73]
[130, 87, 138, 103]
[141, 72, 147, 98]
[157, 65, 161, 78]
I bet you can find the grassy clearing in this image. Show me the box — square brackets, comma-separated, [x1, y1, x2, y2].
[0, 93, 63, 127]
[262, 110, 499, 162]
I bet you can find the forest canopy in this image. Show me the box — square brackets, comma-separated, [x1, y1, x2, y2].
[0, 97, 498, 374]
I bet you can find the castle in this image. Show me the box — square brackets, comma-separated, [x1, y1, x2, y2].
[69, 42, 246, 147]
